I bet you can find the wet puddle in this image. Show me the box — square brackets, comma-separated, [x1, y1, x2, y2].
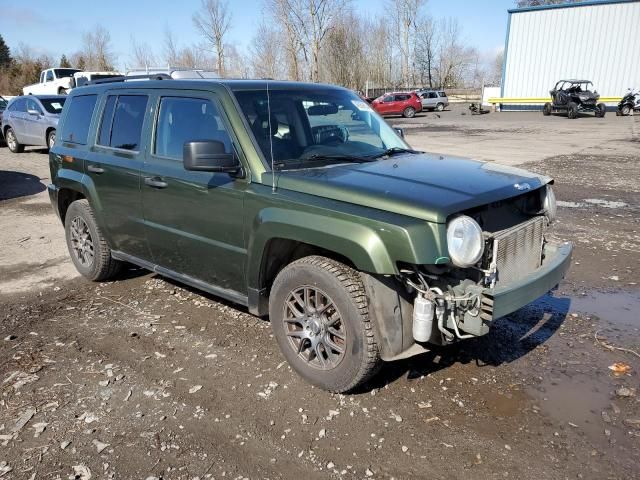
[520, 289, 640, 446]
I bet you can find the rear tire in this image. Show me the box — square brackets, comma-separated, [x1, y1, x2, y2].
[64, 199, 122, 281]
[543, 102, 552, 116]
[435, 102, 444, 112]
[269, 256, 382, 393]
[58, 87, 66, 95]
[567, 102, 578, 119]
[402, 107, 416, 118]
[5, 128, 24, 153]
[47, 129, 56, 149]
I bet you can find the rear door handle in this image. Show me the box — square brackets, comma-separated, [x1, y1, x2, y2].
[144, 176, 168, 189]
[87, 164, 105, 174]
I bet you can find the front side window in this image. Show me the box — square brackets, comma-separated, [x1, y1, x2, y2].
[155, 97, 232, 160]
[45, 71, 54, 82]
[60, 94, 97, 144]
[234, 88, 408, 169]
[98, 95, 148, 151]
[428, 92, 438, 99]
[10, 98, 27, 112]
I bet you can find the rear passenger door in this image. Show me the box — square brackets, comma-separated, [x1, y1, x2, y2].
[83, 91, 151, 260]
[142, 91, 247, 293]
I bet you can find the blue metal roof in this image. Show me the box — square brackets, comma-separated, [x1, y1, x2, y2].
[508, 0, 638, 14]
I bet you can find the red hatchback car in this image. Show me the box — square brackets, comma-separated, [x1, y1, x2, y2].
[371, 92, 423, 118]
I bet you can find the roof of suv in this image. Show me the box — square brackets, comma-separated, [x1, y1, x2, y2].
[70, 79, 352, 95]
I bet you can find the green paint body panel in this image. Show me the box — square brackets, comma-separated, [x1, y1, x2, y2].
[49, 79, 564, 325]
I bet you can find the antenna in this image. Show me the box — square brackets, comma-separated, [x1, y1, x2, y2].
[266, 81, 276, 193]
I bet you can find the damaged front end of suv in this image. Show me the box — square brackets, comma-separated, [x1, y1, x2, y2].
[383, 183, 571, 359]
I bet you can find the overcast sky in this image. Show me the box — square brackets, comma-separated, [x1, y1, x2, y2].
[1, 0, 514, 68]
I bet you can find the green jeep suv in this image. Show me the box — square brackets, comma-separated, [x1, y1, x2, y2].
[49, 78, 572, 392]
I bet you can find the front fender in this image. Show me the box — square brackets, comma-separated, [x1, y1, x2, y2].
[246, 207, 396, 287]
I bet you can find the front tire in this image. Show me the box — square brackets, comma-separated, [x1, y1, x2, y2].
[5, 128, 24, 153]
[64, 199, 122, 281]
[567, 102, 578, 119]
[269, 256, 382, 393]
[621, 105, 631, 116]
[596, 103, 606, 118]
[543, 102, 552, 116]
[402, 107, 416, 118]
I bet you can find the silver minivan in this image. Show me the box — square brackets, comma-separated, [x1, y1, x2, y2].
[1, 95, 66, 152]
[417, 90, 449, 111]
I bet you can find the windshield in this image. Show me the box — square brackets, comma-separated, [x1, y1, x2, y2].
[54, 69, 81, 78]
[40, 97, 66, 114]
[233, 87, 409, 169]
[0, 98, 6, 111]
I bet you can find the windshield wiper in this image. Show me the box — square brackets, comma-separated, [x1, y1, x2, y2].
[274, 154, 376, 170]
[372, 147, 422, 158]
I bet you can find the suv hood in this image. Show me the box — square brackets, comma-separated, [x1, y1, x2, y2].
[265, 153, 550, 223]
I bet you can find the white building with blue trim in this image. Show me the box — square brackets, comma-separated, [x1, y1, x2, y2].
[500, 0, 640, 110]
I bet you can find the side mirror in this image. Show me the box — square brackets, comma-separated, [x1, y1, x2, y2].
[183, 140, 240, 173]
[27, 108, 40, 116]
[395, 128, 405, 138]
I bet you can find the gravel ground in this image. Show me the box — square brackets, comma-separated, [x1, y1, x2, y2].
[0, 108, 638, 479]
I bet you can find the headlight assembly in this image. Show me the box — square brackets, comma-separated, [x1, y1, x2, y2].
[543, 184, 557, 222]
[446, 215, 484, 268]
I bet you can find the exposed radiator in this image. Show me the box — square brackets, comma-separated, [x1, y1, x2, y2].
[491, 216, 545, 285]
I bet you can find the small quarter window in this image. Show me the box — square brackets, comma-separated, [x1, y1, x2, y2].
[154, 96, 232, 160]
[61, 94, 98, 145]
[97, 95, 117, 147]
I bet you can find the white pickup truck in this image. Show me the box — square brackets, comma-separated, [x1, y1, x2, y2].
[23, 68, 82, 95]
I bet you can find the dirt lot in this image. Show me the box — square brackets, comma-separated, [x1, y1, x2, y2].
[0, 107, 638, 479]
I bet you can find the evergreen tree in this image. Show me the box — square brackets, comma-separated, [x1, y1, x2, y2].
[76, 55, 86, 70]
[0, 34, 12, 68]
[59, 54, 71, 68]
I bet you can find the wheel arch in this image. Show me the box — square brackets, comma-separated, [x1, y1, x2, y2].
[246, 208, 398, 316]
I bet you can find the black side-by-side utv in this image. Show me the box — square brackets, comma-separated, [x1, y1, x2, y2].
[543, 80, 606, 119]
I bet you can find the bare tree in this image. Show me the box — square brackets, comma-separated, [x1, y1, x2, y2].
[249, 22, 284, 79]
[414, 15, 437, 88]
[130, 36, 157, 69]
[192, 0, 232, 75]
[321, 11, 365, 88]
[80, 25, 115, 70]
[162, 25, 179, 66]
[266, 0, 308, 81]
[516, 0, 580, 6]
[435, 18, 476, 88]
[388, 0, 425, 87]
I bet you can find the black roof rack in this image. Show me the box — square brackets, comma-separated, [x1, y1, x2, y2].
[89, 73, 172, 85]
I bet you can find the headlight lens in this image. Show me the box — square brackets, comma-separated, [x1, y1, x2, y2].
[446, 215, 484, 267]
[543, 184, 557, 222]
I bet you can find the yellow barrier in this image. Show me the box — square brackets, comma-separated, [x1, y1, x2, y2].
[488, 97, 622, 104]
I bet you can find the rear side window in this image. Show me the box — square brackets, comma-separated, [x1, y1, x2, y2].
[61, 94, 97, 145]
[154, 97, 232, 160]
[97, 95, 148, 151]
[439, 91, 447, 97]
[395, 94, 410, 101]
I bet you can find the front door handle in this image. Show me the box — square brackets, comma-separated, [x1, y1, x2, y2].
[144, 176, 168, 189]
[87, 164, 105, 174]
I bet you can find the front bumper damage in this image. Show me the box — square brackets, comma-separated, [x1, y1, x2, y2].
[375, 240, 573, 362]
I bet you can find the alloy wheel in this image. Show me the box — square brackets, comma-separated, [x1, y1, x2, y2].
[6, 130, 16, 150]
[69, 216, 95, 267]
[282, 286, 346, 370]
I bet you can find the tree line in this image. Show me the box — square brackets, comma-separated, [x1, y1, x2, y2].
[0, 0, 507, 96]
